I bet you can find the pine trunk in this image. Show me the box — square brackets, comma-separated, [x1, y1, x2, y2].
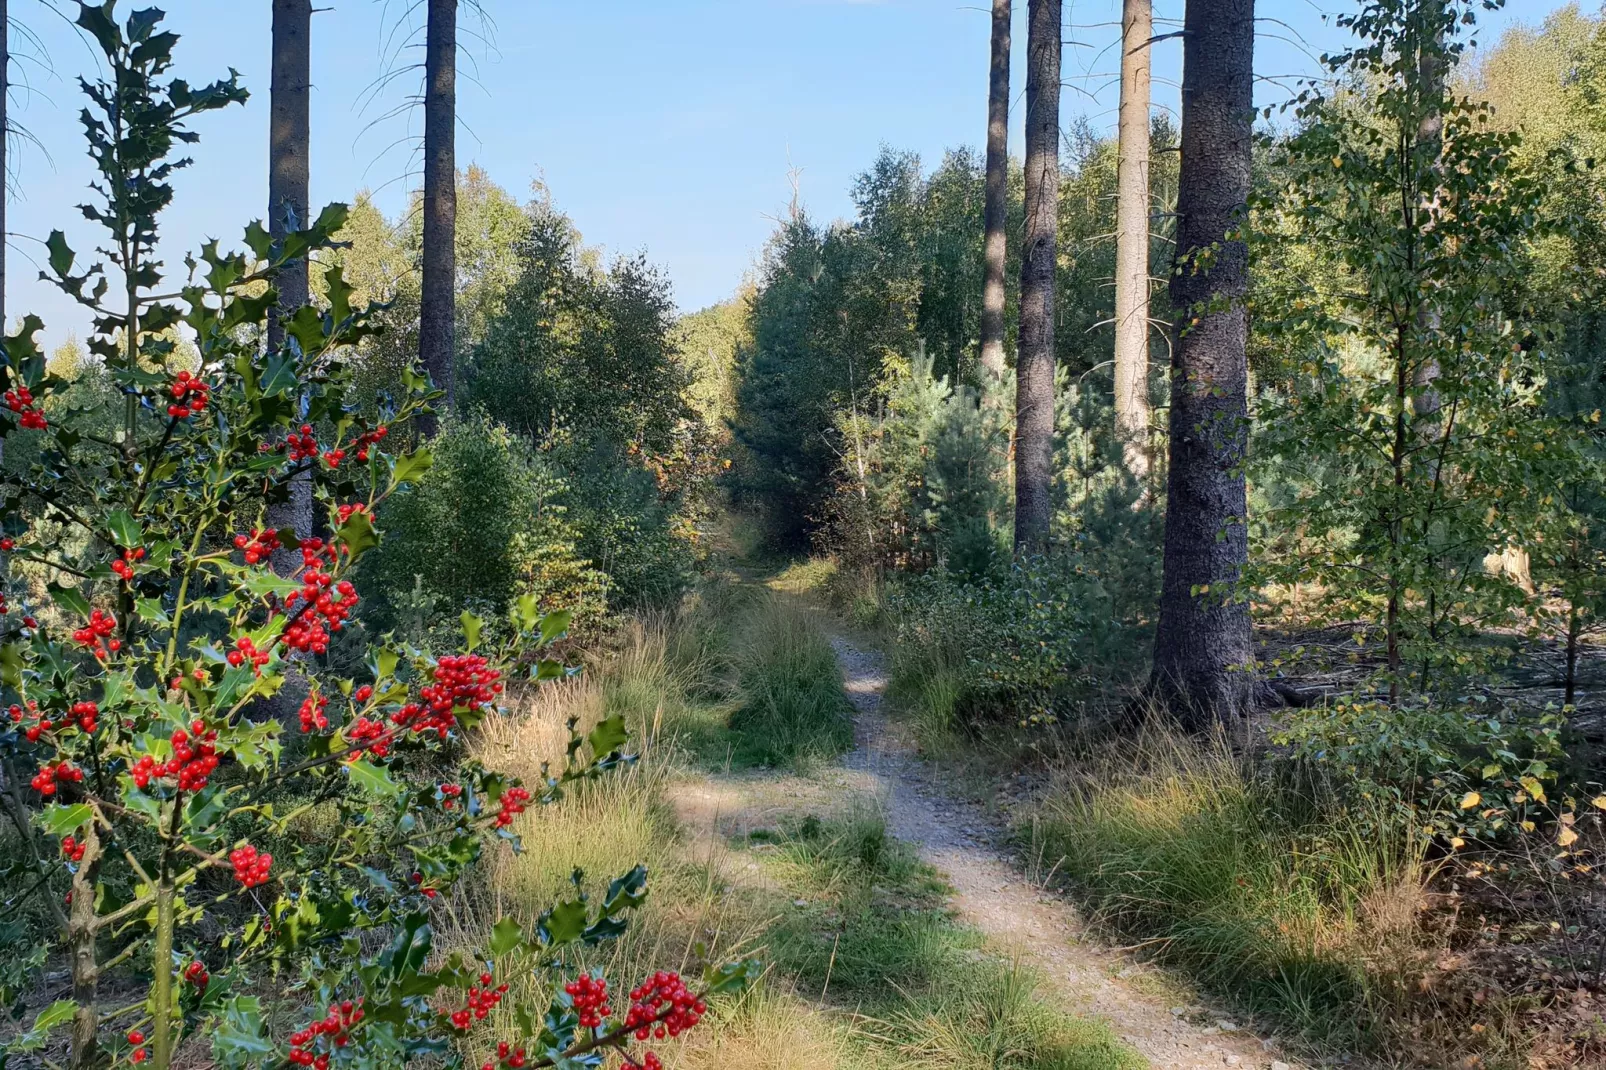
[1013, 0, 1060, 554]
[267, 0, 311, 348]
[419, 0, 458, 432]
[1150, 0, 1255, 726]
[1, 0, 9, 337]
[1113, 0, 1152, 481]
[979, 0, 1011, 382]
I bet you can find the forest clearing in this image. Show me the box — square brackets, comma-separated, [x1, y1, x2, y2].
[2, 1, 1606, 1068]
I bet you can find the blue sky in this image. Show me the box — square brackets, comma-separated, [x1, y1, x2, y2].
[3, 0, 1573, 350]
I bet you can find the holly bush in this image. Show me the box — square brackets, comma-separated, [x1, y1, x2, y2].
[0, 5, 753, 1069]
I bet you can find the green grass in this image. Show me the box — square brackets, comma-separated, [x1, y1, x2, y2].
[727, 597, 855, 770]
[1022, 727, 1424, 1054]
[748, 809, 1147, 1070]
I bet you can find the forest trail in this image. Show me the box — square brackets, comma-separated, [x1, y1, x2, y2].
[828, 633, 1309, 1070]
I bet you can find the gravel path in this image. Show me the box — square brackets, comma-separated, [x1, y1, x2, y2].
[831, 635, 1308, 1070]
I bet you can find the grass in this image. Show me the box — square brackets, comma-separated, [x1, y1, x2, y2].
[441, 577, 1143, 1070]
[1021, 725, 1426, 1055]
[727, 597, 855, 769]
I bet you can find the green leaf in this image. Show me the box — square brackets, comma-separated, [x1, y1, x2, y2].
[513, 593, 542, 634]
[133, 598, 171, 625]
[538, 899, 589, 947]
[539, 610, 573, 646]
[105, 510, 142, 549]
[44, 231, 76, 280]
[389, 447, 434, 488]
[587, 715, 630, 760]
[489, 917, 525, 957]
[0, 642, 25, 689]
[212, 996, 274, 1067]
[461, 610, 482, 652]
[38, 804, 92, 838]
[10, 999, 77, 1051]
[337, 510, 379, 563]
[348, 759, 402, 798]
[46, 583, 91, 620]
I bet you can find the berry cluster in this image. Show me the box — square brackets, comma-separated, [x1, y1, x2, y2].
[346, 716, 391, 758]
[287, 424, 319, 463]
[494, 786, 532, 828]
[130, 722, 221, 791]
[392, 654, 502, 740]
[337, 502, 367, 525]
[10, 700, 49, 743]
[448, 974, 508, 1030]
[229, 844, 273, 888]
[60, 833, 88, 863]
[128, 1029, 147, 1064]
[184, 959, 210, 989]
[4, 385, 47, 430]
[233, 528, 281, 565]
[281, 540, 357, 655]
[69, 700, 100, 734]
[298, 694, 330, 733]
[353, 684, 374, 704]
[110, 546, 146, 582]
[408, 871, 439, 899]
[72, 608, 120, 659]
[30, 761, 84, 797]
[624, 972, 705, 1041]
[166, 370, 210, 419]
[287, 1000, 365, 1068]
[439, 782, 463, 810]
[0, 537, 13, 551]
[479, 1041, 529, 1070]
[227, 636, 271, 674]
[353, 425, 388, 462]
[565, 974, 612, 1029]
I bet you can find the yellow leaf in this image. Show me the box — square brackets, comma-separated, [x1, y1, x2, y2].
[1449, 836, 1465, 849]
[1459, 791, 1481, 810]
[1520, 776, 1547, 804]
[1558, 826, 1579, 847]
[1332, 155, 1343, 168]
[1592, 795, 1606, 811]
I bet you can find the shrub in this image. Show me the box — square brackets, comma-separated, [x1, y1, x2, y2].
[360, 414, 608, 641]
[0, 9, 754, 1067]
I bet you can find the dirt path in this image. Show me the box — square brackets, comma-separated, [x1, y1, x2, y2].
[830, 635, 1308, 1070]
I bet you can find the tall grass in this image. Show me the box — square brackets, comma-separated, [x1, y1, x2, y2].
[1024, 726, 1425, 1052]
[728, 598, 854, 769]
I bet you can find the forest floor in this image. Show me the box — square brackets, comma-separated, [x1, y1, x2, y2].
[669, 574, 1316, 1070]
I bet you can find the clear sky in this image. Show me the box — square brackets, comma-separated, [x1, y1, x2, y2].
[3, 0, 1573, 352]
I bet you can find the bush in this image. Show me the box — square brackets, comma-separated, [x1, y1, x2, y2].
[360, 414, 609, 642]
[1272, 695, 1576, 847]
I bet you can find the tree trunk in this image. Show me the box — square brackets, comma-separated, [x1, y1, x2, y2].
[1412, 1, 1444, 417]
[419, 0, 458, 433]
[979, 0, 1010, 382]
[1113, 0, 1152, 482]
[1012, 0, 1060, 554]
[1, 0, 9, 337]
[1150, 0, 1255, 726]
[267, 0, 313, 546]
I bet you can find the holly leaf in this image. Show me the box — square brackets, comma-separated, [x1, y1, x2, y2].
[539, 610, 572, 646]
[348, 759, 402, 798]
[489, 917, 525, 957]
[389, 446, 433, 489]
[38, 803, 92, 838]
[212, 996, 274, 1067]
[461, 610, 482, 652]
[537, 899, 588, 948]
[47, 583, 91, 620]
[587, 715, 629, 761]
[337, 509, 379, 563]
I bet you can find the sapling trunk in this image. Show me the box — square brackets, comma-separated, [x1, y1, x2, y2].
[68, 830, 102, 1070]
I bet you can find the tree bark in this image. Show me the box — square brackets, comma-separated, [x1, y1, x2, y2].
[419, 0, 458, 433]
[979, 0, 1010, 382]
[267, 0, 311, 350]
[2, 0, 9, 337]
[1113, 0, 1152, 481]
[1150, 0, 1255, 726]
[1412, 0, 1444, 417]
[1012, 0, 1060, 554]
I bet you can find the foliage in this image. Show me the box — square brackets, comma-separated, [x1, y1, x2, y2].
[1272, 697, 1573, 847]
[726, 597, 853, 769]
[358, 414, 608, 642]
[0, 8, 754, 1067]
[1251, 0, 1597, 697]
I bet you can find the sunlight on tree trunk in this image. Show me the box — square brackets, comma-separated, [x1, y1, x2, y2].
[1114, 0, 1152, 483]
[1150, 0, 1254, 726]
[980, 0, 1010, 382]
[420, 0, 458, 433]
[1013, 0, 1060, 554]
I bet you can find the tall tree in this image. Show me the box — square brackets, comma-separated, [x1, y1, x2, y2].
[419, 0, 458, 430]
[268, 0, 311, 346]
[979, 0, 1010, 381]
[1013, 0, 1060, 553]
[1150, 0, 1255, 724]
[1113, 0, 1152, 480]
[2, 0, 9, 335]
